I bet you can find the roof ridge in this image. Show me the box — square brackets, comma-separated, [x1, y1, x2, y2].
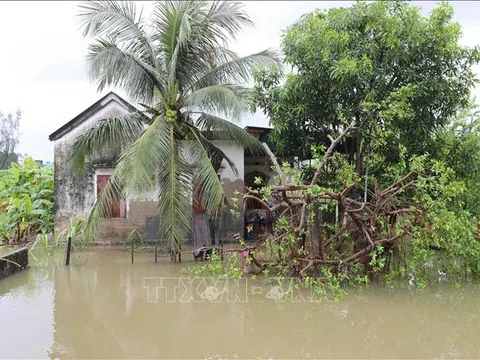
[48, 91, 140, 141]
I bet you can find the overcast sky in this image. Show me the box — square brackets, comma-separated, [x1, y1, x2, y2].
[1, 1, 479, 162]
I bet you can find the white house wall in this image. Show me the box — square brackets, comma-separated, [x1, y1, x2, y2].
[53, 96, 133, 220]
[212, 141, 244, 184]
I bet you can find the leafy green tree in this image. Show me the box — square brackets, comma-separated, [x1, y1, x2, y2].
[71, 1, 280, 260]
[247, 0, 480, 288]
[254, 0, 479, 176]
[431, 106, 480, 218]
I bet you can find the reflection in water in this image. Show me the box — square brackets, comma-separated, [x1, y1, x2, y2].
[0, 249, 480, 359]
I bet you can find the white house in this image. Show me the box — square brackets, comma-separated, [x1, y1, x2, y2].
[48, 92, 272, 244]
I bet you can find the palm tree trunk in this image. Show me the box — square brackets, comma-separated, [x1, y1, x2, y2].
[194, 213, 211, 248]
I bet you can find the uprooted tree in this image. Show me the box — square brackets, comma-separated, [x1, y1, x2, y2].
[235, 116, 480, 291]
[241, 120, 421, 279]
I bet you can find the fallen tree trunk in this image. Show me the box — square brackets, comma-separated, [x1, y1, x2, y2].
[242, 120, 421, 278]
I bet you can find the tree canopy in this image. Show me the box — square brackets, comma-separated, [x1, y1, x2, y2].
[254, 1, 480, 175]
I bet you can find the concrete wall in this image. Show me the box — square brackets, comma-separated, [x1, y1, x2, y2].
[0, 247, 28, 279]
[214, 141, 245, 242]
[54, 94, 132, 220]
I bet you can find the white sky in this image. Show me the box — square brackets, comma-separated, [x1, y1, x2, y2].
[1, 1, 479, 162]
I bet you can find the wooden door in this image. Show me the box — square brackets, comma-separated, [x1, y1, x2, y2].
[96, 175, 121, 218]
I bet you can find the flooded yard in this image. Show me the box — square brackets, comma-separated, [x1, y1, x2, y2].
[1, 249, 480, 359]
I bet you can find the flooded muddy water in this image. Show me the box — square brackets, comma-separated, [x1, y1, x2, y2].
[1, 249, 479, 359]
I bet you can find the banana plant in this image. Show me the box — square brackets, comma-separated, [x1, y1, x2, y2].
[0, 158, 54, 244]
[0, 213, 13, 244]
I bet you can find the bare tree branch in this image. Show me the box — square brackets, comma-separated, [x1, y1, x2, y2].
[262, 142, 287, 186]
[310, 119, 357, 185]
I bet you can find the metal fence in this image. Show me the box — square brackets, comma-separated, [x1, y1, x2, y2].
[65, 238, 201, 266]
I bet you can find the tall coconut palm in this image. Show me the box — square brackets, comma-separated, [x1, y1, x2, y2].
[70, 0, 280, 260]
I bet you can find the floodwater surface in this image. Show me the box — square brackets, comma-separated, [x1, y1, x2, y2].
[1, 249, 479, 359]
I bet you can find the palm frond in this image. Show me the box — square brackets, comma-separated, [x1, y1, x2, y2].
[188, 125, 239, 177]
[68, 112, 146, 174]
[186, 49, 282, 92]
[153, 1, 268, 94]
[188, 127, 227, 214]
[195, 113, 265, 155]
[79, 1, 139, 39]
[157, 122, 193, 255]
[153, 1, 195, 86]
[116, 116, 171, 195]
[78, 1, 157, 67]
[207, 1, 254, 41]
[185, 84, 251, 121]
[85, 116, 171, 236]
[87, 38, 164, 101]
[167, 4, 194, 87]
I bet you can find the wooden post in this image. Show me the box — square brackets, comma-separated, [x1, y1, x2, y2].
[65, 235, 72, 266]
[131, 241, 134, 264]
[155, 245, 158, 263]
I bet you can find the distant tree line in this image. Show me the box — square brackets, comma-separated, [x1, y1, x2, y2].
[0, 109, 21, 169]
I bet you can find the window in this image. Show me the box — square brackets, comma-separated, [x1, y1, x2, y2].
[95, 172, 126, 218]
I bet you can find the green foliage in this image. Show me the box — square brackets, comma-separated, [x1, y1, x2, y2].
[253, 0, 479, 174]
[126, 228, 144, 246]
[431, 106, 480, 217]
[250, 0, 480, 292]
[203, 1, 480, 299]
[409, 157, 480, 281]
[0, 158, 54, 244]
[30, 231, 51, 250]
[186, 251, 243, 280]
[68, 218, 88, 247]
[360, 105, 480, 284]
[29, 218, 88, 254]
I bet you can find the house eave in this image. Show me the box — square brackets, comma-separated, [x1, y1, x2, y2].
[48, 91, 145, 141]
